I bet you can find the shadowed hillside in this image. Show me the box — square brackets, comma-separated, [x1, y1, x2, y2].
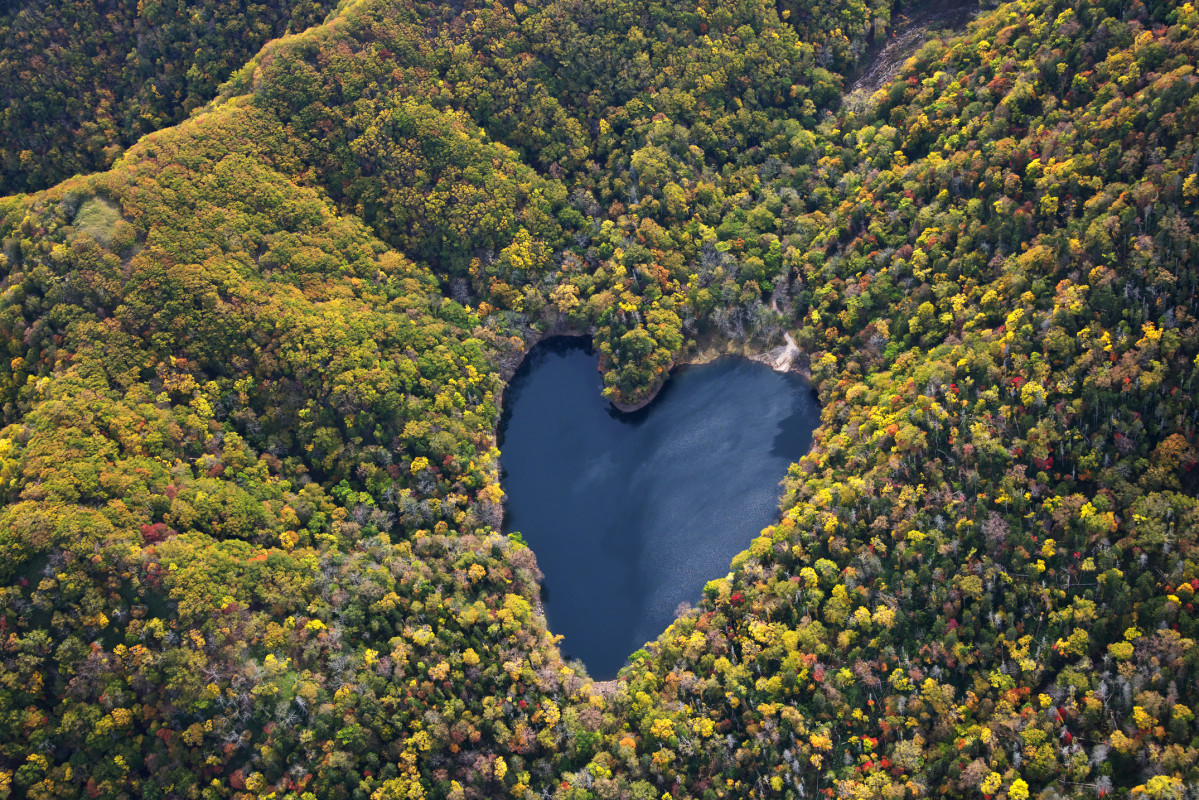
[0, 0, 338, 194]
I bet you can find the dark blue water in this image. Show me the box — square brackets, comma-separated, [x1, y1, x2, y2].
[498, 338, 819, 679]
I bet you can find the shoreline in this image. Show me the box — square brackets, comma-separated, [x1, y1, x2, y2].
[493, 323, 592, 419]
[496, 321, 812, 415]
[609, 331, 811, 413]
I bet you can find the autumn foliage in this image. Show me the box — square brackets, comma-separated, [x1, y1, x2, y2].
[1, 0, 1198, 797]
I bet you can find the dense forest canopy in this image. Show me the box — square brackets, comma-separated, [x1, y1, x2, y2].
[1, 0, 1198, 798]
[0, 0, 340, 194]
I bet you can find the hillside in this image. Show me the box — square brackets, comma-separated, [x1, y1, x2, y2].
[1, 0, 1197, 798]
[0, 0, 339, 194]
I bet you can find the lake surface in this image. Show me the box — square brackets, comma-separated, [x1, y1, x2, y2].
[498, 338, 819, 679]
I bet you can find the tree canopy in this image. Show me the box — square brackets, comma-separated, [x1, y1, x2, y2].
[2, 0, 1199, 797]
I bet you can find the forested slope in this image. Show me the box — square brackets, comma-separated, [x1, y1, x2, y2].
[1, 0, 1197, 798]
[0, 0, 339, 194]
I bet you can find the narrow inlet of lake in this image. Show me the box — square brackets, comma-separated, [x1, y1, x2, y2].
[498, 338, 819, 679]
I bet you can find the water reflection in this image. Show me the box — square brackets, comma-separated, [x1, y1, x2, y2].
[499, 338, 819, 679]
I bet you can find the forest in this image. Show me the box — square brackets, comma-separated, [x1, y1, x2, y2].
[0, 0, 1197, 798]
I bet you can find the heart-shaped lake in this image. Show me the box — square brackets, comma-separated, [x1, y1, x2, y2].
[498, 338, 819, 679]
